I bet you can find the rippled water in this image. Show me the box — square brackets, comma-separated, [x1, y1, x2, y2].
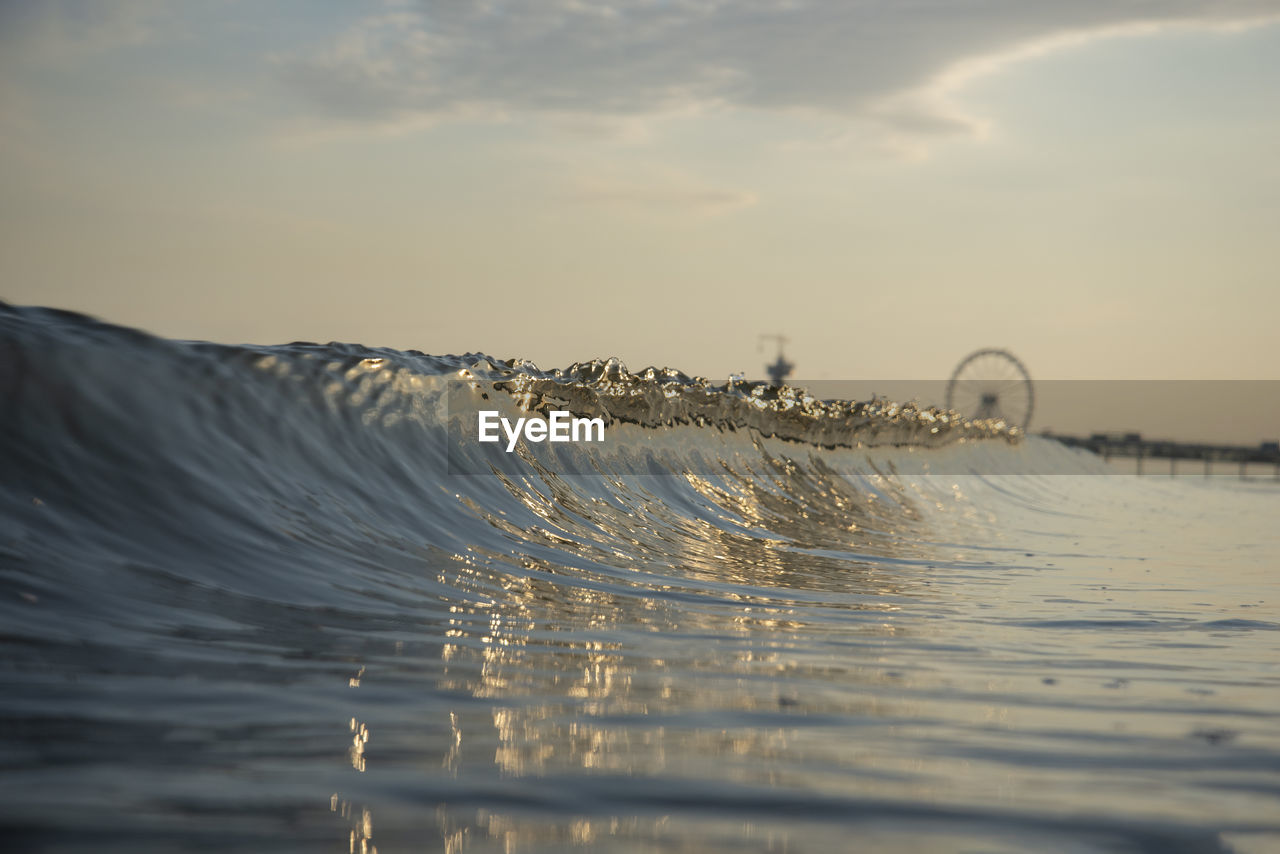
[2, 304, 1278, 853]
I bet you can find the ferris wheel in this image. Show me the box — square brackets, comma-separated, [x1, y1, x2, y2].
[945, 349, 1034, 430]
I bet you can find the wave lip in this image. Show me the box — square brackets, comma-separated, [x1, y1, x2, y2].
[457, 354, 1019, 449]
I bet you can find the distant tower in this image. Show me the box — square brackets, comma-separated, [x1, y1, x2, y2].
[759, 334, 794, 387]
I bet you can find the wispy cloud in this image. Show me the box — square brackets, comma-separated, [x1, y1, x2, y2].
[273, 0, 1280, 149]
[866, 12, 1280, 154]
[572, 169, 758, 217]
[0, 0, 170, 63]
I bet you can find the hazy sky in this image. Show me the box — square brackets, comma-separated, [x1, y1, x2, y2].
[3, 0, 1279, 383]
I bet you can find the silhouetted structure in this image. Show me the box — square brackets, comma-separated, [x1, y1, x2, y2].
[759, 334, 793, 387]
[945, 348, 1035, 430]
[1045, 431, 1280, 477]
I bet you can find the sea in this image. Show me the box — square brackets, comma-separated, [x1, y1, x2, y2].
[2, 303, 1278, 853]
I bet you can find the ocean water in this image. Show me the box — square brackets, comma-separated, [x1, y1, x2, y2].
[2, 303, 1278, 853]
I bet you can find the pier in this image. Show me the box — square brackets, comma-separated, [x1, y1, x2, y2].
[1044, 432, 1280, 477]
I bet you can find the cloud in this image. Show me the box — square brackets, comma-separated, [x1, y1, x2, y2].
[274, 0, 1280, 146]
[866, 13, 1280, 150]
[572, 169, 758, 217]
[0, 0, 169, 63]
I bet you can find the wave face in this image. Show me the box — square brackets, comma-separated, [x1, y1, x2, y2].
[2, 303, 1279, 853]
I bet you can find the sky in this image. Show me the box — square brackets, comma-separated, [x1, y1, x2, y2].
[2, 0, 1279, 391]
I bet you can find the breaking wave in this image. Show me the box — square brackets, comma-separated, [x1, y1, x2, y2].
[3, 302, 1275, 853]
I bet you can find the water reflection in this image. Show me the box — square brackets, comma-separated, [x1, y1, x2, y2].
[330, 793, 377, 854]
[410, 458, 937, 849]
[349, 717, 369, 773]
